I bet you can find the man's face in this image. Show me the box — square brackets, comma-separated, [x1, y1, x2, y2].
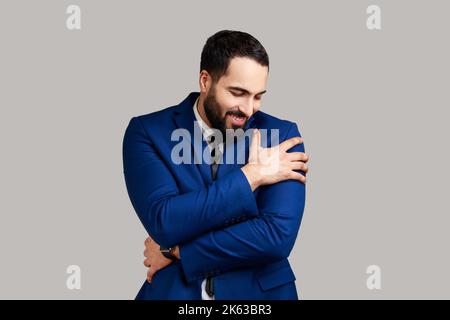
[203, 57, 268, 136]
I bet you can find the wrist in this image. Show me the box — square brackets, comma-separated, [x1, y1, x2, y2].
[160, 246, 179, 261]
[173, 246, 180, 260]
[241, 164, 263, 191]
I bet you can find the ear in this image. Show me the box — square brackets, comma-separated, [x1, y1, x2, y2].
[199, 70, 211, 93]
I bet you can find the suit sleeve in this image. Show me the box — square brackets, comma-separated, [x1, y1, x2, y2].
[122, 116, 259, 248]
[178, 122, 306, 283]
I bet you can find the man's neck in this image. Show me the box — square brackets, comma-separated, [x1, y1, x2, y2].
[196, 94, 212, 128]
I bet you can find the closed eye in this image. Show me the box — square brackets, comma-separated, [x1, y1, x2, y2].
[230, 91, 245, 97]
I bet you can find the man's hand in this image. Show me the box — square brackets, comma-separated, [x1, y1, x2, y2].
[143, 236, 176, 283]
[242, 129, 309, 191]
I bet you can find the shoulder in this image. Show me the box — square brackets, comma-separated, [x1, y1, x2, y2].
[132, 104, 178, 128]
[252, 110, 302, 139]
[124, 104, 179, 138]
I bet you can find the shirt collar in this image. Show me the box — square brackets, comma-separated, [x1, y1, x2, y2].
[193, 96, 216, 143]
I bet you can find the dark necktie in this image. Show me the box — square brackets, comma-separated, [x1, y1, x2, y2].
[209, 136, 220, 180]
[206, 136, 219, 297]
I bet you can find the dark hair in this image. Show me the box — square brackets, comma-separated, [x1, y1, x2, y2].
[200, 30, 269, 82]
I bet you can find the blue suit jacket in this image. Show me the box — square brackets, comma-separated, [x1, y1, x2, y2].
[122, 92, 306, 300]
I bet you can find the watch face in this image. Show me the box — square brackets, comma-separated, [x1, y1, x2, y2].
[163, 251, 176, 260]
[160, 247, 176, 260]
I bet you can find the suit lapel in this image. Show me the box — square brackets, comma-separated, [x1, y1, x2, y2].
[173, 92, 259, 185]
[173, 92, 212, 185]
[216, 113, 258, 179]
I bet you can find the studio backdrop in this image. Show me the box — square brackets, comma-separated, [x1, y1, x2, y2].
[0, 0, 449, 299]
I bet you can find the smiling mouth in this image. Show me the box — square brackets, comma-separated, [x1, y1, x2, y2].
[227, 113, 247, 126]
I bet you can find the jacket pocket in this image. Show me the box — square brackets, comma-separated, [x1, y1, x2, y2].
[257, 260, 297, 291]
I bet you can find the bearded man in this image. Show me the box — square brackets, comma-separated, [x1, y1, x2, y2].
[122, 30, 309, 300]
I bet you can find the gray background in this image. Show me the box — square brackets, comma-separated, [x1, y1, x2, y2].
[0, 0, 449, 299]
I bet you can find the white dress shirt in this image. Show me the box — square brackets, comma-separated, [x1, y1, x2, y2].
[192, 96, 222, 300]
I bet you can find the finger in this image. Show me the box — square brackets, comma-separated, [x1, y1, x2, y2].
[287, 152, 309, 162]
[256, 128, 261, 147]
[248, 129, 261, 164]
[279, 137, 303, 152]
[289, 171, 307, 184]
[249, 129, 259, 156]
[291, 161, 308, 173]
[255, 129, 261, 162]
[147, 266, 158, 283]
[147, 267, 153, 283]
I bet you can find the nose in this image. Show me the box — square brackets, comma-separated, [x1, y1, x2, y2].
[240, 99, 254, 118]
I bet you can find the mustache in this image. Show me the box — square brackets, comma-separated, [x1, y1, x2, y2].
[226, 110, 248, 119]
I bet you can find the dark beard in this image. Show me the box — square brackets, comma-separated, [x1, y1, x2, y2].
[203, 87, 248, 139]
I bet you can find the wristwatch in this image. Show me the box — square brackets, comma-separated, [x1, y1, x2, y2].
[160, 246, 178, 261]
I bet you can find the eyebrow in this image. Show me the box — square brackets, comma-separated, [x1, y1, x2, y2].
[227, 86, 267, 96]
